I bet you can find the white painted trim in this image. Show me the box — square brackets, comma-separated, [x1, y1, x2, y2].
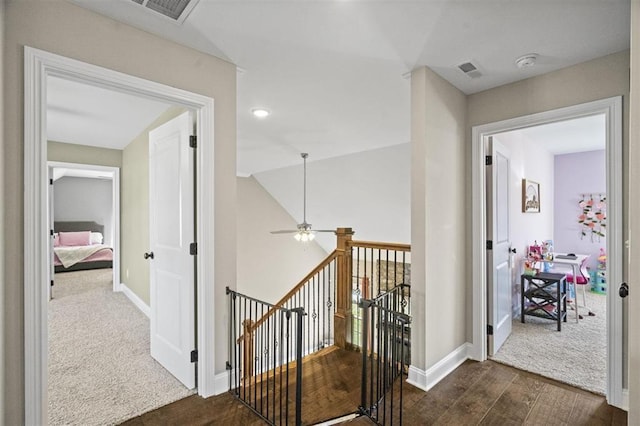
[471, 97, 624, 408]
[622, 388, 629, 411]
[213, 368, 236, 395]
[47, 161, 121, 294]
[118, 283, 151, 318]
[24, 46, 217, 423]
[406, 366, 428, 391]
[407, 343, 471, 392]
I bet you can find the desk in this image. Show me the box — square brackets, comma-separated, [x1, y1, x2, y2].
[521, 273, 567, 331]
[540, 253, 589, 322]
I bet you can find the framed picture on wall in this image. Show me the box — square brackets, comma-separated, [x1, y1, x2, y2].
[522, 179, 540, 213]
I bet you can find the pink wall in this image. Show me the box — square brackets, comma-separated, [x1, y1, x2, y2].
[553, 150, 606, 271]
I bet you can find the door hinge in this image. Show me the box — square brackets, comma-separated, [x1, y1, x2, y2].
[486, 240, 493, 250]
[190, 349, 198, 363]
[50, 229, 54, 236]
[485, 155, 492, 166]
[190, 242, 197, 256]
[189, 135, 197, 148]
[226, 361, 232, 371]
[487, 325, 493, 335]
[50, 280, 54, 288]
[49, 178, 53, 185]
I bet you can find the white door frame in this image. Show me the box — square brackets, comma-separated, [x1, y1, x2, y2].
[470, 97, 625, 409]
[24, 46, 217, 425]
[47, 161, 121, 294]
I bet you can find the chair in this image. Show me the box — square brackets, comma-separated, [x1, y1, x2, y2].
[564, 258, 595, 319]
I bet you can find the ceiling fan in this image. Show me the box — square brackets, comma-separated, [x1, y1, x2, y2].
[271, 153, 334, 242]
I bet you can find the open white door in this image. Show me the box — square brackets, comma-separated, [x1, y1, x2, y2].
[487, 137, 513, 355]
[149, 111, 196, 389]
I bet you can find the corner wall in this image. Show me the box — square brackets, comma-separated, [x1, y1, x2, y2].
[2, 1, 236, 423]
[411, 66, 467, 373]
[237, 176, 327, 304]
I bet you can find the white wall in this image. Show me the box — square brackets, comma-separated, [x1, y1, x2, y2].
[554, 150, 606, 272]
[493, 133, 554, 314]
[237, 176, 327, 304]
[53, 176, 114, 245]
[253, 143, 410, 253]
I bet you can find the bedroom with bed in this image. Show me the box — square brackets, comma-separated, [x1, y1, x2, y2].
[53, 221, 113, 273]
[49, 168, 118, 299]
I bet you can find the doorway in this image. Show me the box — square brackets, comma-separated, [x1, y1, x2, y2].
[485, 115, 608, 394]
[47, 161, 121, 295]
[24, 47, 216, 425]
[470, 97, 625, 409]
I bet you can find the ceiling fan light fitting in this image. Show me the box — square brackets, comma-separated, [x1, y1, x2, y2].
[294, 230, 315, 242]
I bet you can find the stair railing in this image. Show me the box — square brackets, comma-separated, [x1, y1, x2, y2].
[227, 287, 306, 425]
[359, 291, 411, 425]
[348, 240, 411, 352]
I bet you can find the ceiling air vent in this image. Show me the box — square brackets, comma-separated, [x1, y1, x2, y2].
[458, 61, 482, 79]
[131, 0, 199, 24]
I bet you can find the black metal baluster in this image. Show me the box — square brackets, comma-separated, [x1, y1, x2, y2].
[293, 308, 305, 426]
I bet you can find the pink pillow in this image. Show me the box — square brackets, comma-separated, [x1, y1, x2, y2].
[58, 231, 91, 247]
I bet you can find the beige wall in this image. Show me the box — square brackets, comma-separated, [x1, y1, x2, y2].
[121, 107, 185, 306]
[411, 66, 468, 370]
[48, 141, 123, 167]
[627, 1, 639, 422]
[2, 1, 236, 423]
[237, 176, 327, 304]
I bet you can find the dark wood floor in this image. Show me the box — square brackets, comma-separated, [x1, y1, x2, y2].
[121, 350, 626, 426]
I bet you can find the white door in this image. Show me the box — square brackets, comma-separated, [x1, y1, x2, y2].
[149, 111, 196, 389]
[487, 137, 513, 355]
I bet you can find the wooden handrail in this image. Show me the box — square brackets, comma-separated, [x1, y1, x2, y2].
[246, 249, 339, 335]
[349, 240, 411, 252]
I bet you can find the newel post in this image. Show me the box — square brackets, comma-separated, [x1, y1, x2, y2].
[334, 227, 354, 349]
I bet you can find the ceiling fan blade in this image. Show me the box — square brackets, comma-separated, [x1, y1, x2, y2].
[313, 230, 336, 233]
[270, 230, 298, 234]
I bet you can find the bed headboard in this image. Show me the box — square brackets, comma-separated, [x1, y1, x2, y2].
[54, 221, 104, 235]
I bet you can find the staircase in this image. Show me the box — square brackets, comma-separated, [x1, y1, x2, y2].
[227, 228, 411, 425]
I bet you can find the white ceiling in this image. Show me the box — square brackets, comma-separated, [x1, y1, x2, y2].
[47, 76, 172, 149]
[499, 114, 606, 155]
[56, 0, 629, 175]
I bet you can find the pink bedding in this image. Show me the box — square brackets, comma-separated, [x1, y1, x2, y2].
[53, 246, 113, 267]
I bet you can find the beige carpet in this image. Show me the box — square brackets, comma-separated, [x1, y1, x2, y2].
[491, 289, 606, 395]
[48, 269, 194, 425]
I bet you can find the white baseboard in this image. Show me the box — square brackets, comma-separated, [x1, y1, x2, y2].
[407, 342, 471, 392]
[621, 388, 629, 411]
[118, 283, 150, 318]
[213, 368, 237, 395]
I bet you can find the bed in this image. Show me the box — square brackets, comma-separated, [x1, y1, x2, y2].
[53, 221, 113, 273]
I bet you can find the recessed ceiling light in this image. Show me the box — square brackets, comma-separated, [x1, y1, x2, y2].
[251, 108, 270, 118]
[515, 54, 538, 69]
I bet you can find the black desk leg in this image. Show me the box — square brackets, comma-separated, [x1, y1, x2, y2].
[557, 279, 561, 332]
[521, 275, 525, 324]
